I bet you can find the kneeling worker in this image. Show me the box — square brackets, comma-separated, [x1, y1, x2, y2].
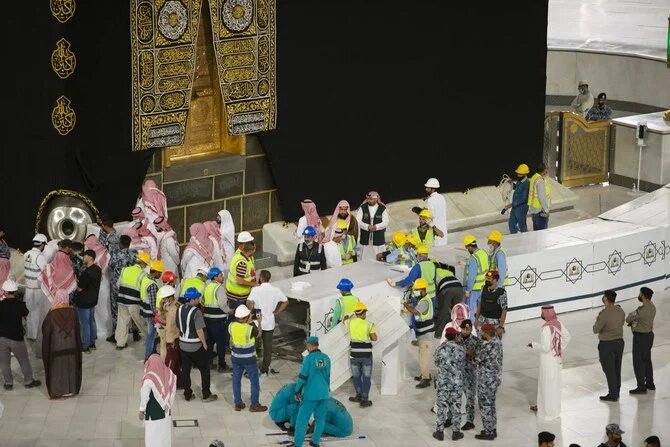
[269, 381, 299, 432]
[322, 397, 354, 438]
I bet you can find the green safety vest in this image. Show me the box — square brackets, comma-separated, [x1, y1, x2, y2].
[418, 260, 437, 298]
[226, 249, 255, 299]
[338, 235, 356, 265]
[465, 249, 489, 292]
[489, 246, 509, 286]
[413, 227, 435, 246]
[203, 282, 226, 319]
[180, 276, 205, 298]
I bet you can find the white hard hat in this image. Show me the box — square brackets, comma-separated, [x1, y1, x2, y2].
[196, 266, 209, 276]
[237, 231, 254, 243]
[32, 233, 48, 245]
[2, 280, 18, 293]
[157, 285, 176, 300]
[235, 305, 251, 319]
[424, 178, 440, 188]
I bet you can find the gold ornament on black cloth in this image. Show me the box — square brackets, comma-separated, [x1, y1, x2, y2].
[50, 0, 76, 23]
[51, 38, 76, 79]
[52, 96, 76, 136]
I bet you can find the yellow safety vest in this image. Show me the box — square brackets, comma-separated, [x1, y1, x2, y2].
[337, 293, 360, 321]
[338, 235, 356, 265]
[489, 246, 509, 286]
[118, 264, 147, 305]
[527, 173, 551, 209]
[228, 321, 256, 360]
[180, 276, 205, 298]
[414, 295, 434, 337]
[225, 250, 255, 298]
[413, 227, 435, 246]
[139, 276, 157, 317]
[203, 282, 225, 319]
[418, 260, 437, 298]
[348, 318, 374, 358]
[465, 249, 489, 292]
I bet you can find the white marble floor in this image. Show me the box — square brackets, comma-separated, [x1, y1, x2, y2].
[548, 0, 668, 59]
[1, 184, 667, 447]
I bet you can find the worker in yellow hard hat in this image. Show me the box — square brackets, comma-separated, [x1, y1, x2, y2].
[346, 300, 377, 406]
[504, 163, 530, 233]
[401, 278, 434, 389]
[376, 231, 412, 266]
[487, 231, 508, 287]
[140, 258, 164, 359]
[412, 209, 444, 248]
[462, 235, 489, 313]
[528, 163, 550, 231]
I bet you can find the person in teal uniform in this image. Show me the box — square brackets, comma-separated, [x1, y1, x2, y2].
[269, 381, 300, 431]
[322, 397, 353, 437]
[289, 336, 331, 447]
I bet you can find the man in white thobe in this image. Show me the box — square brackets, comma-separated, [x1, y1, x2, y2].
[322, 228, 344, 269]
[424, 178, 447, 246]
[23, 234, 48, 341]
[527, 305, 571, 420]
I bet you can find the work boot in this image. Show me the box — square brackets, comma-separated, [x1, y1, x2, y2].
[235, 403, 246, 411]
[461, 421, 475, 431]
[348, 395, 362, 402]
[359, 400, 372, 408]
[416, 378, 431, 389]
[452, 431, 464, 441]
[432, 430, 444, 441]
[475, 432, 496, 441]
[202, 394, 218, 403]
[250, 403, 268, 412]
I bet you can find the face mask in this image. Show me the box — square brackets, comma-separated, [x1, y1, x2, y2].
[412, 290, 422, 298]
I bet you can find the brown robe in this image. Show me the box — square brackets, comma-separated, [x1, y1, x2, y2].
[41, 306, 82, 398]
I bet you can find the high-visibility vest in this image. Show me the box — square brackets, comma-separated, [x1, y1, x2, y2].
[418, 260, 437, 298]
[118, 264, 147, 306]
[527, 173, 551, 209]
[180, 276, 205, 298]
[415, 296, 434, 337]
[177, 304, 201, 345]
[139, 275, 157, 318]
[226, 250, 255, 300]
[229, 321, 256, 360]
[23, 248, 44, 289]
[489, 246, 509, 286]
[465, 249, 489, 292]
[348, 318, 374, 358]
[203, 282, 226, 319]
[337, 293, 360, 323]
[413, 227, 435, 246]
[338, 235, 356, 265]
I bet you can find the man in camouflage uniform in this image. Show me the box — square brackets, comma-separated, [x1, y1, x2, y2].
[475, 323, 503, 440]
[458, 319, 481, 432]
[98, 215, 121, 253]
[433, 327, 465, 441]
[106, 234, 138, 343]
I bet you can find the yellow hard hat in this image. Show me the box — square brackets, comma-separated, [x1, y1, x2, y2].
[353, 302, 367, 313]
[488, 230, 503, 244]
[406, 234, 420, 246]
[515, 164, 530, 175]
[463, 235, 477, 247]
[137, 252, 151, 265]
[150, 260, 165, 273]
[412, 278, 429, 290]
[392, 231, 406, 247]
[418, 209, 433, 219]
[416, 244, 430, 255]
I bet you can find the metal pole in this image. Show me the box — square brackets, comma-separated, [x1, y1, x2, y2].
[637, 143, 642, 192]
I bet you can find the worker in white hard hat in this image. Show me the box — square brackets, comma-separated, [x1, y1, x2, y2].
[225, 231, 258, 312]
[424, 178, 448, 246]
[23, 234, 49, 341]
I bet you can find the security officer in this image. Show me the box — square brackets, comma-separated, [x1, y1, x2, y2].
[592, 290, 625, 402]
[463, 235, 489, 315]
[203, 267, 230, 373]
[328, 278, 360, 330]
[291, 336, 331, 447]
[433, 326, 465, 441]
[505, 163, 530, 234]
[269, 381, 299, 431]
[229, 305, 267, 412]
[225, 231, 258, 311]
[412, 208, 445, 247]
[347, 301, 377, 407]
[180, 266, 208, 300]
[177, 287, 218, 403]
[140, 260, 163, 360]
[626, 286, 656, 394]
[115, 252, 150, 350]
[293, 226, 327, 277]
[475, 323, 503, 440]
[475, 270, 508, 338]
[487, 231, 508, 288]
[322, 397, 354, 438]
[403, 278, 435, 389]
[23, 233, 48, 341]
[459, 319, 480, 432]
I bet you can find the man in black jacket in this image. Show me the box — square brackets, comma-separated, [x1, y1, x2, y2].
[74, 249, 102, 352]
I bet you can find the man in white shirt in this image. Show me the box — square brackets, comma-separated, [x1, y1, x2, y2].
[247, 270, 289, 376]
[355, 191, 390, 261]
[424, 178, 447, 246]
[322, 228, 344, 269]
[23, 234, 48, 341]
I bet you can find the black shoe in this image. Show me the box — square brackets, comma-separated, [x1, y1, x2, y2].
[3, 384, 12, 390]
[269, 368, 279, 374]
[203, 394, 218, 403]
[184, 392, 194, 402]
[274, 421, 288, 431]
[115, 344, 128, 351]
[416, 378, 431, 389]
[600, 395, 618, 402]
[475, 433, 496, 440]
[89, 344, 96, 350]
[132, 331, 141, 342]
[359, 400, 372, 407]
[629, 387, 647, 395]
[349, 396, 362, 402]
[647, 384, 656, 391]
[414, 374, 431, 381]
[444, 419, 452, 428]
[218, 365, 227, 373]
[452, 431, 464, 441]
[461, 421, 475, 431]
[106, 335, 116, 344]
[432, 430, 444, 441]
[25, 380, 41, 388]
